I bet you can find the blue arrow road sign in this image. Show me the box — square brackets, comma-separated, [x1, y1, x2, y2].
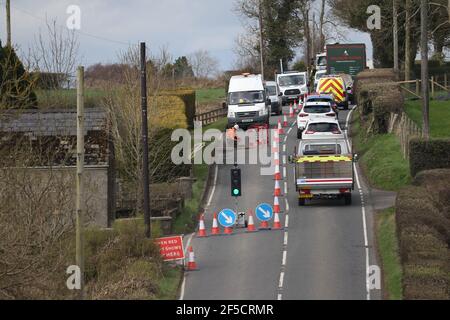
[255, 203, 273, 222]
[218, 209, 237, 228]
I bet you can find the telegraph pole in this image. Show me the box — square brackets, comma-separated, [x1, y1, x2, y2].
[393, 0, 399, 79]
[140, 42, 151, 238]
[421, 0, 430, 140]
[258, 0, 265, 80]
[6, 0, 11, 46]
[405, 0, 411, 81]
[76, 66, 85, 299]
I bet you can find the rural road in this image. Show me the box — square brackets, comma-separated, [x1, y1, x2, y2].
[181, 106, 382, 300]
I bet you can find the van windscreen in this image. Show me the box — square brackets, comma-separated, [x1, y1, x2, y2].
[278, 75, 305, 86]
[228, 91, 265, 105]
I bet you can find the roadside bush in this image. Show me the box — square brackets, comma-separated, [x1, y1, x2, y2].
[414, 169, 450, 217]
[159, 89, 196, 128]
[409, 138, 450, 177]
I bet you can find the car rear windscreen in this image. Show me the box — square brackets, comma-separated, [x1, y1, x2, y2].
[303, 104, 331, 114]
[307, 122, 340, 132]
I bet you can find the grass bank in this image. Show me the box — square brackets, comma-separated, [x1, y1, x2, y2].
[351, 109, 411, 191]
[405, 99, 450, 138]
[196, 88, 226, 105]
[376, 207, 403, 300]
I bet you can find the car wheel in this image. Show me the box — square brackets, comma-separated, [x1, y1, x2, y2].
[297, 128, 303, 139]
[298, 198, 306, 206]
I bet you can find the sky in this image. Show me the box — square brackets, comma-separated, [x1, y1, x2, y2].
[0, 0, 373, 71]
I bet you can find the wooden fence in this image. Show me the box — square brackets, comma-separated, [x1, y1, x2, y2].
[195, 107, 227, 126]
[397, 75, 450, 99]
[388, 112, 423, 160]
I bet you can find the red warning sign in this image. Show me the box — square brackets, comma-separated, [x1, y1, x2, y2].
[155, 236, 185, 262]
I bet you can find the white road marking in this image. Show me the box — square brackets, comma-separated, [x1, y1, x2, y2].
[277, 294, 282, 300]
[278, 272, 285, 288]
[282, 251, 287, 266]
[284, 232, 288, 246]
[179, 233, 194, 300]
[284, 181, 288, 195]
[283, 167, 287, 178]
[206, 165, 219, 208]
[345, 106, 371, 301]
[283, 144, 287, 153]
[284, 214, 289, 228]
[285, 198, 290, 213]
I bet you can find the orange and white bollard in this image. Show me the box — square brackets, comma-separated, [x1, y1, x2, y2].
[274, 164, 282, 181]
[211, 213, 220, 236]
[274, 196, 281, 213]
[273, 212, 282, 230]
[274, 180, 282, 197]
[186, 246, 198, 271]
[246, 211, 258, 233]
[197, 214, 207, 238]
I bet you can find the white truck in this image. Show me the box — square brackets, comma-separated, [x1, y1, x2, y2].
[227, 73, 270, 129]
[290, 139, 356, 206]
[276, 71, 308, 106]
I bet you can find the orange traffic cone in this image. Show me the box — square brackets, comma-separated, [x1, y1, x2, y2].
[289, 104, 294, 118]
[274, 196, 281, 213]
[186, 246, 198, 271]
[278, 120, 285, 135]
[273, 129, 280, 143]
[211, 213, 220, 236]
[223, 225, 233, 235]
[274, 164, 282, 181]
[259, 220, 271, 230]
[274, 180, 282, 197]
[273, 212, 282, 230]
[197, 214, 207, 238]
[283, 115, 288, 127]
[246, 210, 258, 233]
[274, 151, 280, 166]
[272, 139, 279, 153]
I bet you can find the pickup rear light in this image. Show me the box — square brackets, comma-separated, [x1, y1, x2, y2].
[299, 113, 308, 117]
[339, 188, 350, 194]
[305, 130, 315, 134]
[301, 189, 311, 195]
[326, 113, 336, 117]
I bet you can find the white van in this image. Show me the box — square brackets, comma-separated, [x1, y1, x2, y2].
[264, 81, 282, 115]
[227, 74, 270, 129]
[276, 71, 308, 105]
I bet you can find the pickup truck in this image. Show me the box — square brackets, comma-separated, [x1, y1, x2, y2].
[290, 139, 356, 206]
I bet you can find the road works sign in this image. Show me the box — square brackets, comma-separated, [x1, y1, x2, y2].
[155, 236, 185, 262]
[218, 209, 237, 228]
[256, 203, 273, 222]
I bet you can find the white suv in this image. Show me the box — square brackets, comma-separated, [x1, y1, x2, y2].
[297, 102, 337, 139]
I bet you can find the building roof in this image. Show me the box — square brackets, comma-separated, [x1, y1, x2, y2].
[0, 108, 107, 136]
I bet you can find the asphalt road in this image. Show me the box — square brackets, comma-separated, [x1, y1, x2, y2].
[181, 106, 381, 300]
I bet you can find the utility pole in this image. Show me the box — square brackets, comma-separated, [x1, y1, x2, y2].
[312, 13, 316, 58]
[140, 42, 151, 238]
[76, 66, 85, 300]
[280, 59, 284, 74]
[258, 0, 265, 80]
[6, 0, 11, 46]
[393, 0, 399, 79]
[405, 0, 411, 81]
[421, 0, 430, 140]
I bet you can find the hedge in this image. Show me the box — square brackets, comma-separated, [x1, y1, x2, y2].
[409, 138, 450, 177]
[150, 95, 189, 130]
[395, 171, 450, 300]
[159, 89, 196, 129]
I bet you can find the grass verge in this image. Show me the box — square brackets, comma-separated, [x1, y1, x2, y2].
[405, 99, 450, 138]
[196, 88, 226, 105]
[351, 109, 411, 191]
[376, 207, 403, 300]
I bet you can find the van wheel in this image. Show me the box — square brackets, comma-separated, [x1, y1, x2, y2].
[344, 194, 352, 205]
[299, 199, 306, 206]
[344, 102, 349, 110]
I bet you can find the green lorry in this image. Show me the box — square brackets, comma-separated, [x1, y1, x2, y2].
[326, 44, 367, 78]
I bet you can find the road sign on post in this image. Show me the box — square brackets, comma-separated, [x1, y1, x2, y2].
[231, 167, 242, 197]
[218, 209, 237, 228]
[255, 203, 274, 222]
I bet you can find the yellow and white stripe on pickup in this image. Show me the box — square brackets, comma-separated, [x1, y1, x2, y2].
[296, 155, 353, 163]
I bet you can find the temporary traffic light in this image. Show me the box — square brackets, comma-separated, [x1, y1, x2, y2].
[231, 167, 242, 197]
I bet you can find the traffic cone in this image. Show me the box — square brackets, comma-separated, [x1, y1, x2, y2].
[274, 151, 280, 166]
[223, 225, 233, 235]
[278, 120, 285, 135]
[274, 180, 282, 197]
[246, 210, 258, 233]
[283, 115, 288, 127]
[273, 212, 282, 230]
[197, 214, 207, 238]
[289, 104, 294, 118]
[274, 164, 282, 181]
[211, 213, 220, 236]
[273, 128, 280, 143]
[274, 196, 281, 213]
[186, 246, 198, 271]
[272, 139, 279, 153]
[259, 220, 271, 230]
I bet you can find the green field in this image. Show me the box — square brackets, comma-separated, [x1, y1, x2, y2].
[376, 207, 403, 300]
[405, 99, 450, 138]
[36, 89, 106, 109]
[196, 88, 226, 105]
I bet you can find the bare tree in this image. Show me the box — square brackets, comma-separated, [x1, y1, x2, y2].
[188, 50, 219, 80]
[27, 18, 80, 88]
